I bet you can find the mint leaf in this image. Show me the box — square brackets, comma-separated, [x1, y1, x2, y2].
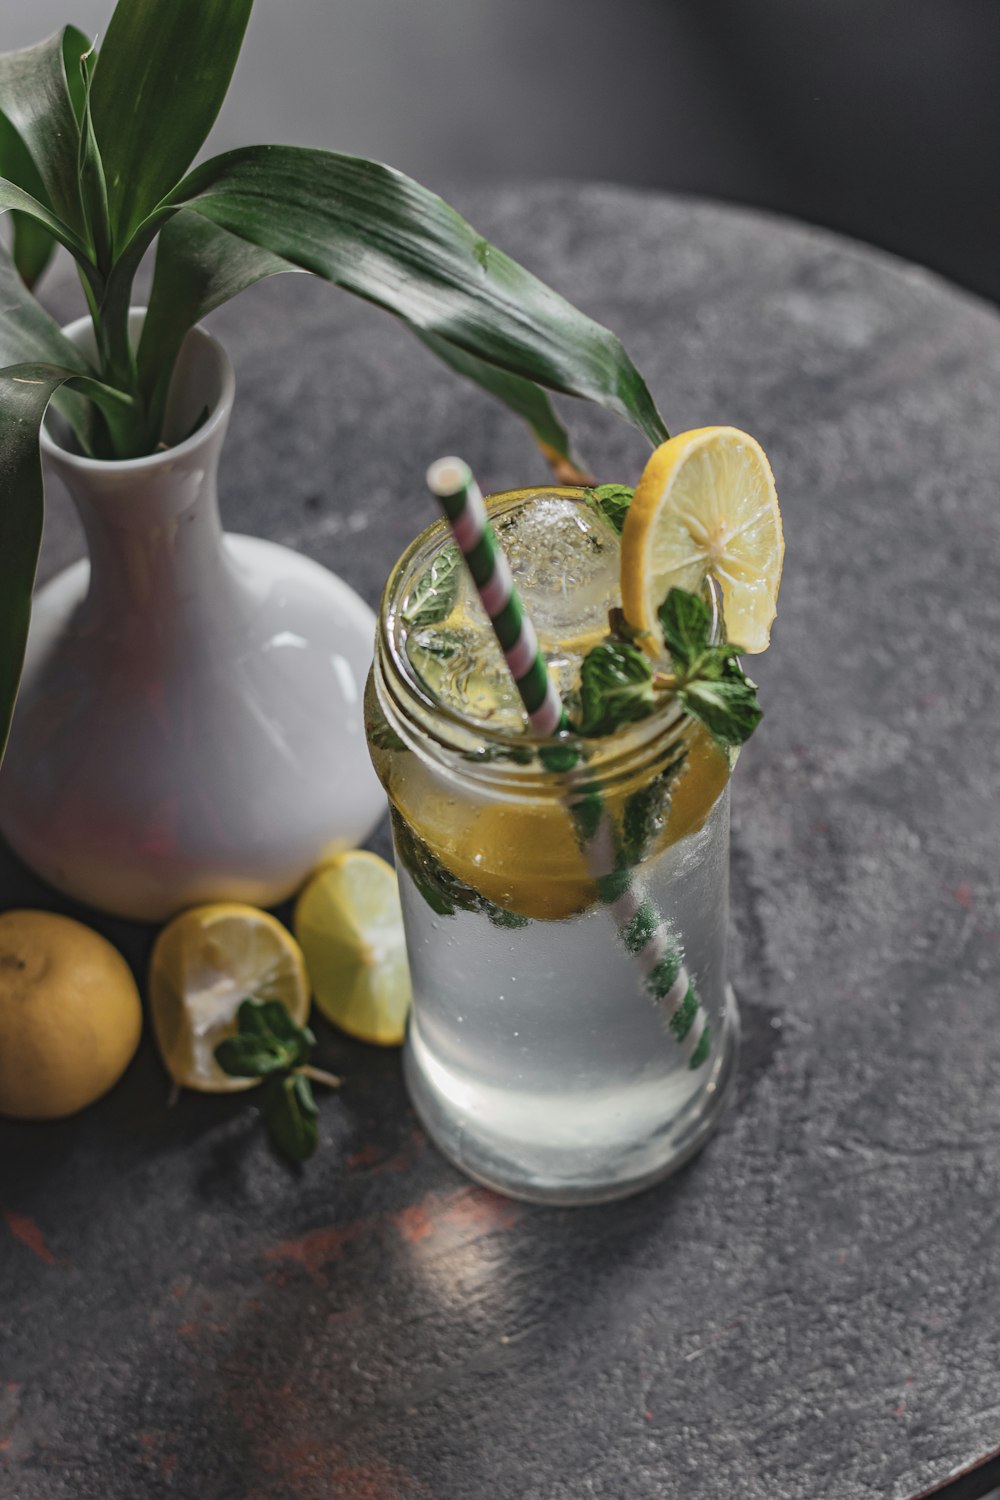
[264, 1073, 318, 1162]
[620, 748, 688, 866]
[214, 997, 314, 1078]
[658, 588, 711, 670]
[656, 588, 763, 747]
[693, 642, 748, 680]
[214, 1033, 294, 1078]
[586, 483, 634, 534]
[213, 998, 335, 1164]
[402, 543, 462, 629]
[390, 806, 528, 926]
[576, 641, 654, 737]
[680, 674, 763, 746]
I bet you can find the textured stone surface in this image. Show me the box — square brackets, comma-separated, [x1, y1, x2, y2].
[2, 184, 1000, 1500]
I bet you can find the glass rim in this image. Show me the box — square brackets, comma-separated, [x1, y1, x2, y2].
[375, 485, 723, 784]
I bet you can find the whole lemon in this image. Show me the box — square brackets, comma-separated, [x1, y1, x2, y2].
[0, 910, 142, 1120]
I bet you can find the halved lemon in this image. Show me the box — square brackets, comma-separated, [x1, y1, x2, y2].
[149, 904, 310, 1091]
[293, 852, 412, 1046]
[620, 426, 783, 654]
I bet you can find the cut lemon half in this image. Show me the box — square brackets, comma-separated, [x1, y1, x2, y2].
[620, 426, 783, 654]
[294, 852, 412, 1046]
[149, 904, 310, 1092]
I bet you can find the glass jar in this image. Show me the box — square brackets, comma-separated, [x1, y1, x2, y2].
[366, 489, 740, 1204]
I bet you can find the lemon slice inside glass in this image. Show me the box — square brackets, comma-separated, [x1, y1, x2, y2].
[149, 903, 310, 1092]
[620, 426, 783, 654]
[293, 851, 412, 1046]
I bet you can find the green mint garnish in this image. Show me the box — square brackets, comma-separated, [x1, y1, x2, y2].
[585, 483, 634, 535]
[576, 641, 655, 737]
[658, 588, 763, 747]
[571, 587, 763, 747]
[262, 1072, 320, 1163]
[390, 807, 529, 928]
[401, 543, 462, 629]
[657, 588, 713, 672]
[214, 998, 340, 1164]
[679, 675, 763, 745]
[620, 749, 687, 866]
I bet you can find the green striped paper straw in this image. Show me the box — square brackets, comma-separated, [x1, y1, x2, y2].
[426, 457, 566, 737]
[426, 456, 710, 1069]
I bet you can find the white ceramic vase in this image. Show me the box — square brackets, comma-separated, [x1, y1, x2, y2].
[0, 313, 385, 921]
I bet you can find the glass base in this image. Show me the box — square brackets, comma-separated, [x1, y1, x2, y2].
[403, 985, 740, 1207]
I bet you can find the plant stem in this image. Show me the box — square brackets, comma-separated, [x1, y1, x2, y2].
[297, 1064, 342, 1089]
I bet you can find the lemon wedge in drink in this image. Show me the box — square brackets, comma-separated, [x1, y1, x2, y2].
[149, 904, 310, 1091]
[620, 426, 783, 654]
[294, 852, 412, 1046]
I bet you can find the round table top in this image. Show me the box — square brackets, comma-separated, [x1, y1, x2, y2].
[3, 182, 1000, 1500]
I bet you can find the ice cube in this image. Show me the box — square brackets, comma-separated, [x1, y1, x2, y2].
[494, 495, 621, 647]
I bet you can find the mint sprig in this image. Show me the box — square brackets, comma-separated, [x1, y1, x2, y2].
[571, 587, 762, 747]
[585, 483, 634, 534]
[658, 588, 763, 747]
[576, 641, 655, 737]
[214, 998, 341, 1163]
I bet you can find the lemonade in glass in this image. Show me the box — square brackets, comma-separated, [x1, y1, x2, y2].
[366, 429, 782, 1205]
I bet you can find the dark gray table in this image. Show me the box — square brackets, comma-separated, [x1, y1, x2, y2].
[2, 184, 999, 1500]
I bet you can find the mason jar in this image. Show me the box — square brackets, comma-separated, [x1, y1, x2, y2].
[366, 488, 740, 1204]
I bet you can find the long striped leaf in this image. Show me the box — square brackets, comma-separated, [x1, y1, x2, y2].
[89, 0, 253, 246]
[136, 209, 294, 441]
[0, 28, 89, 238]
[160, 146, 668, 447]
[137, 209, 588, 470]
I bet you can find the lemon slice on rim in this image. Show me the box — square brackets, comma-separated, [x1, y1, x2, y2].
[149, 904, 310, 1092]
[620, 426, 783, 654]
[293, 851, 412, 1046]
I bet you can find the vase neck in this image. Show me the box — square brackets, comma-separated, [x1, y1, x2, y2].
[40, 316, 240, 626]
[49, 420, 236, 622]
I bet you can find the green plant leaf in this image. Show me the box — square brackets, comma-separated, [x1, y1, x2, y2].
[401, 544, 463, 631]
[390, 805, 528, 927]
[0, 113, 55, 287]
[89, 0, 253, 246]
[576, 640, 655, 737]
[10, 213, 55, 289]
[680, 674, 763, 747]
[0, 174, 92, 265]
[411, 327, 583, 472]
[0, 239, 91, 370]
[658, 587, 712, 670]
[263, 1073, 318, 1162]
[0, 361, 136, 758]
[0, 237, 100, 447]
[214, 996, 314, 1077]
[0, 28, 89, 237]
[587, 483, 634, 534]
[620, 749, 688, 867]
[214, 1033, 290, 1078]
[76, 46, 112, 276]
[137, 209, 293, 442]
[159, 146, 667, 447]
[136, 205, 596, 467]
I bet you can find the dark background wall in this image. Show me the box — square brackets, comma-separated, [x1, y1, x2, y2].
[5, 0, 999, 304]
